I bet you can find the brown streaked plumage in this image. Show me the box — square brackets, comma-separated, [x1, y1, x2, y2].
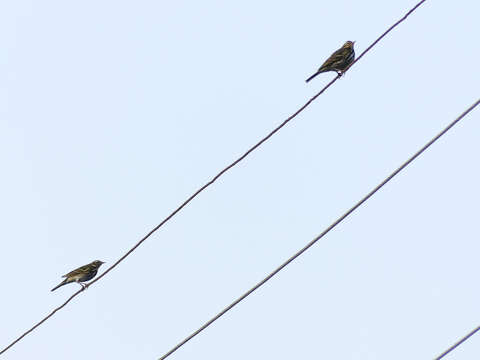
[51, 260, 105, 292]
[306, 41, 355, 82]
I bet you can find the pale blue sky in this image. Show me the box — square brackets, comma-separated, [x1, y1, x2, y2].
[1, 1, 480, 359]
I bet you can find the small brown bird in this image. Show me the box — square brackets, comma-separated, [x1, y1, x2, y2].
[306, 41, 355, 82]
[51, 260, 105, 292]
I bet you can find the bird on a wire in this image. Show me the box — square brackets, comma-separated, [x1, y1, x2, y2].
[306, 41, 355, 82]
[51, 260, 105, 292]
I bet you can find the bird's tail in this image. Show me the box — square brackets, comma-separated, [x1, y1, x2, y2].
[305, 71, 320, 83]
[51, 279, 69, 292]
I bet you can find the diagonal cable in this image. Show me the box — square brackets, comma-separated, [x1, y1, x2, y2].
[434, 325, 480, 360]
[0, 0, 427, 355]
[157, 98, 479, 359]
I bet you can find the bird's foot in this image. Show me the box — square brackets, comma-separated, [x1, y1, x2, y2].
[79, 282, 88, 290]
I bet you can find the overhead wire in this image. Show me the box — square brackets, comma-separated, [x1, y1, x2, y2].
[434, 325, 480, 360]
[157, 98, 480, 359]
[0, 0, 427, 356]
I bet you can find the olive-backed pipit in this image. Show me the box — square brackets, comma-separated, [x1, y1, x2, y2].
[306, 41, 355, 82]
[51, 260, 105, 292]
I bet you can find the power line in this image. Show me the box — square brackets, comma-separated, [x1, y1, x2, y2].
[434, 325, 480, 360]
[0, 65, 339, 360]
[157, 98, 480, 359]
[0, 0, 427, 355]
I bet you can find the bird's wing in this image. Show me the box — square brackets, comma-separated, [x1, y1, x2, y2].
[328, 48, 347, 63]
[318, 49, 344, 71]
[63, 264, 90, 278]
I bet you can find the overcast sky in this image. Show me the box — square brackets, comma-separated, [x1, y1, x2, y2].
[2, 1, 480, 359]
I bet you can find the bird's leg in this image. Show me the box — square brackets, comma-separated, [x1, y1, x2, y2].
[78, 282, 87, 290]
